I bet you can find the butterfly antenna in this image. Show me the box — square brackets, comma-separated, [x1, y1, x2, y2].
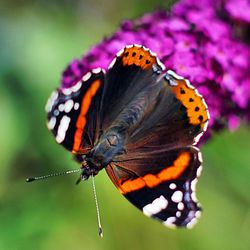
[91, 173, 103, 238]
[26, 168, 81, 182]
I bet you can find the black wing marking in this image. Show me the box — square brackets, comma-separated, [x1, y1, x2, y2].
[46, 69, 105, 153]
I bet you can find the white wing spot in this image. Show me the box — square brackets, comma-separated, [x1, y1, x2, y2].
[197, 165, 203, 177]
[74, 102, 80, 110]
[191, 178, 198, 192]
[47, 117, 56, 130]
[54, 110, 59, 116]
[167, 70, 184, 80]
[177, 202, 184, 210]
[198, 151, 203, 162]
[56, 116, 71, 143]
[64, 99, 74, 113]
[187, 219, 197, 229]
[62, 88, 72, 95]
[203, 120, 209, 132]
[156, 57, 166, 70]
[92, 68, 102, 74]
[163, 217, 176, 228]
[71, 81, 82, 92]
[194, 132, 203, 145]
[134, 44, 142, 48]
[169, 183, 176, 190]
[196, 211, 201, 218]
[108, 58, 117, 69]
[45, 91, 58, 112]
[176, 211, 181, 218]
[143, 195, 168, 217]
[171, 191, 183, 203]
[191, 192, 198, 202]
[116, 48, 124, 57]
[82, 72, 91, 82]
[58, 104, 65, 112]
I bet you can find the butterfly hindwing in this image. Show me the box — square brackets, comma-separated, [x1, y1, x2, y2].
[46, 69, 105, 154]
[106, 146, 202, 228]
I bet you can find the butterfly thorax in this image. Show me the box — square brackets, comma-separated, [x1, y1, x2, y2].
[80, 129, 125, 179]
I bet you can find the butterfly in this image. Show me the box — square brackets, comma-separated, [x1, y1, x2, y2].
[45, 44, 209, 229]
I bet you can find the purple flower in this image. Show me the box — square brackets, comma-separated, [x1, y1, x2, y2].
[225, 0, 250, 24]
[61, 0, 250, 141]
[228, 115, 241, 132]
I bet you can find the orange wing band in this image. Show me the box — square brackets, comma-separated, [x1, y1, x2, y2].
[119, 152, 191, 194]
[120, 46, 157, 70]
[72, 80, 101, 153]
[171, 79, 209, 129]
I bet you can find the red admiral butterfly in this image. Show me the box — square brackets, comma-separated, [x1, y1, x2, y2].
[45, 44, 209, 229]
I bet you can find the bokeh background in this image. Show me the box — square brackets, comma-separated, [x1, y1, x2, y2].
[1, 1, 250, 250]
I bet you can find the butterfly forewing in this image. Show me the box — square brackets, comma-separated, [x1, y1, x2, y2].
[101, 45, 164, 130]
[46, 70, 105, 154]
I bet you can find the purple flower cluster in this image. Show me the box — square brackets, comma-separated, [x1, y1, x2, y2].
[61, 0, 250, 139]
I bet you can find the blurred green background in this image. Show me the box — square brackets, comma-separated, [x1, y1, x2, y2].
[1, 1, 250, 250]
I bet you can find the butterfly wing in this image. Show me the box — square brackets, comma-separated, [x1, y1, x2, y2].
[103, 45, 209, 228]
[46, 69, 105, 155]
[100, 44, 165, 130]
[106, 146, 202, 228]
[124, 70, 209, 153]
[102, 45, 209, 151]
